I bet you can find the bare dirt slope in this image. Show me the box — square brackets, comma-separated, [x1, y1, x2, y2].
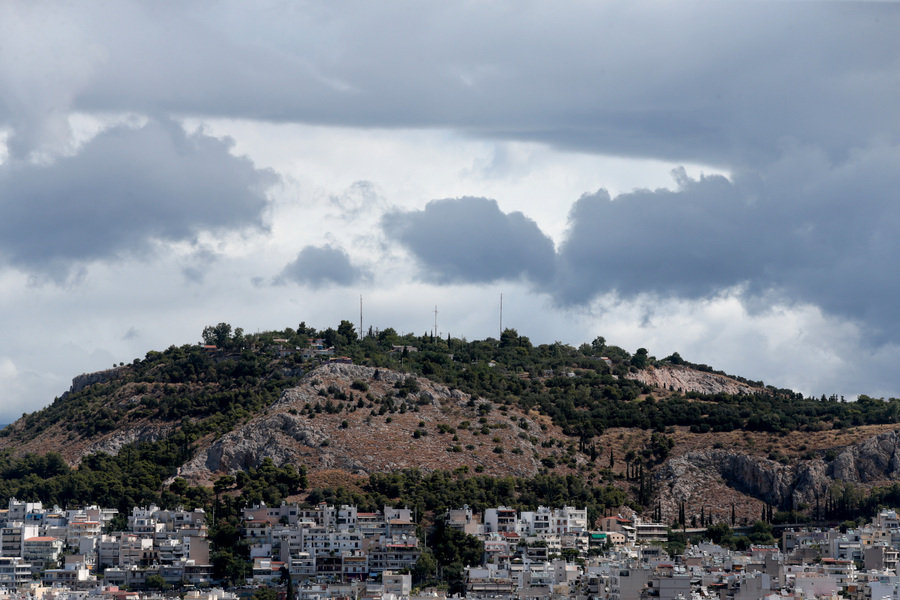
[178, 363, 585, 485]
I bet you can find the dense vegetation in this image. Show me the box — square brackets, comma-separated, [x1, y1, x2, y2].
[312, 321, 900, 439]
[4, 340, 304, 442]
[0, 436, 306, 516]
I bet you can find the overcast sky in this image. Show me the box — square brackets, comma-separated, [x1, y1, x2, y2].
[1, 1, 899, 422]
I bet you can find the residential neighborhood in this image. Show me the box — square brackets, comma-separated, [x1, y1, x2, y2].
[3, 496, 900, 599]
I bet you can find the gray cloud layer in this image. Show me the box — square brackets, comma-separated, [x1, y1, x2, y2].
[2, 2, 897, 168]
[0, 119, 276, 280]
[278, 244, 369, 288]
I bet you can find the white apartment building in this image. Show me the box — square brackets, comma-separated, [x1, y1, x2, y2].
[23, 536, 63, 571]
[0, 523, 39, 557]
[484, 507, 519, 534]
[301, 527, 363, 556]
[520, 506, 588, 536]
[7, 499, 42, 523]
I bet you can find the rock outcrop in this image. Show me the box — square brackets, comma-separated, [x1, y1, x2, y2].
[626, 365, 761, 396]
[65, 367, 125, 397]
[81, 424, 173, 459]
[830, 429, 900, 483]
[188, 412, 328, 474]
[655, 428, 900, 521]
[657, 450, 828, 508]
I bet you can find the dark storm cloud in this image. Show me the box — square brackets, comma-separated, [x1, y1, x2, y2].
[382, 197, 555, 285]
[0, 119, 276, 280]
[389, 141, 900, 341]
[277, 244, 368, 288]
[555, 172, 755, 304]
[558, 142, 900, 337]
[572, 146, 900, 336]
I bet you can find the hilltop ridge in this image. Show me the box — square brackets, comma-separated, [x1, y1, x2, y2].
[2, 322, 900, 525]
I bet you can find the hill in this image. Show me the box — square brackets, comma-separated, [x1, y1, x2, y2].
[2, 321, 900, 526]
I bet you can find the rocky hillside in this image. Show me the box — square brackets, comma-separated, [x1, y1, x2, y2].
[4, 325, 900, 525]
[179, 363, 576, 483]
[126, 363, 900, 524]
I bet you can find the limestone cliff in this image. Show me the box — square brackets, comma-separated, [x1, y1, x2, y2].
[830, 428, 900, 483]
[654, 428, 900, 523]
[656, 450, 827, 514]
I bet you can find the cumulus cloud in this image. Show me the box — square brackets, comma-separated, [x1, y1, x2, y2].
[277, 244, 369, 288]
[0, 3, 105, 159]
[0, 118, 276, 281]
[383, 197, 556, 285]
